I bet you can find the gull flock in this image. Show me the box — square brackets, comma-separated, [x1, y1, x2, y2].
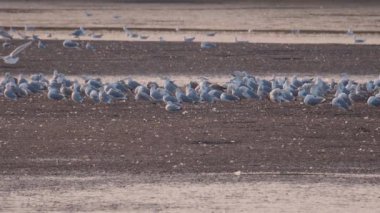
[0, 24, 377, 112]
[1, 71, 380, 112]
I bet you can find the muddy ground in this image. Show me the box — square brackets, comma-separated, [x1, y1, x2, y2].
[0, 17, 380, 213]
[0, 1, 380, 210]
[0, 91, 379, 175]
[1, 40, 380, 76]
[0, 41, 380, 176]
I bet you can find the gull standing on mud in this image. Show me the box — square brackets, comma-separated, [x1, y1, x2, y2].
[303, 94, 325, 106]
[38, 40, 47, 49]
[4, 83, 18, 100]
[165, 101, 182, 112]
[201, 42, 216, 49]
[367, 96, 380, 107]
[71, 83, 84, 103]
[86, 42, 96, 51]
[184, 36, 195, 42]
[63, 40, 80, 48]
[1, 40, 33, 64]
[71, 27, 86, 37]
[2, 41, 11, 49]
[332, 94, 351, 110]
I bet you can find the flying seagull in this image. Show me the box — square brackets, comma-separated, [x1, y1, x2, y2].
[0, 29, 13, 40]
[1, 40, 33, 64]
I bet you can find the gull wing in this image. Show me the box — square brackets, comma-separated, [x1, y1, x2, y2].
[0, 30, 13, 40]
[16, 31, 28, 39]
[10, 40, 33, 57]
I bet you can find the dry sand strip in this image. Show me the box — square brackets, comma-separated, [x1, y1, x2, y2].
[1, 40, 380, 76]
[5, 29, 380, 45]
[0, 173, 379, 212]
[1, 0, 380, 32]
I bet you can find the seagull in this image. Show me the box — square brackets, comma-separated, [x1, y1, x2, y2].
[208, 89, 223, 100]
[367, 96, 380, 107]
[354, 35, 365, 43]
[269, 88, 285, 103]
[303, 94, 326, 106]
[206, 32, 216, 37]
[85, 42, 95, 51]
[18, 82, 31, 96]
[200, 91, 215, 103]
[89, 90, 100, 103]
[99, 89, 112, 104]
[38, 40, 47, 49]
[60, 85, 72, 98]
[71, 86, 83, 103]
[184, 36, 195, 42]
[123, 27, 139, 38]
[201, 42, 216, 49]
[84, 11, 93, 17]
[0, 29, 13, 40]
[106, 87, 127, 100]
[1, 40, 33, 64]
[332, 93, 351, 110]
[346, 28, 354, 36]
[139, 35, 149, 40]
[239, 86, 259, 100]
[150, 85, 165, 102]
[234, 37, 249, 43]
[24, 25, 35, 32]
[165, 101, 182, 112]
[163, 94, 179, 104]
[63, 40, 80, 48]
[291, 29, 300, 35]
[185, 85, 199, 103]
[71, 27, 86, 37]
[176, 88, 193, 103]
[90, 33, 103, 39]
[4, 83, 17, 100]
[32, 35, 40, 41]
[220, 93, 239, 102]
[163, 79, 178, 94]
[124, 78, 141, 91]
[47, 87, 65, 101]
[2, 41, 11, 48]
[15, 31, 28, 40]
[135, 86, 152, 101]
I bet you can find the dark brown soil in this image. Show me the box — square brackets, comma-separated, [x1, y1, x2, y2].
[1, 40, 380, 76]
[0, 93, 379, 175]
[0, 40, 379, 175]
